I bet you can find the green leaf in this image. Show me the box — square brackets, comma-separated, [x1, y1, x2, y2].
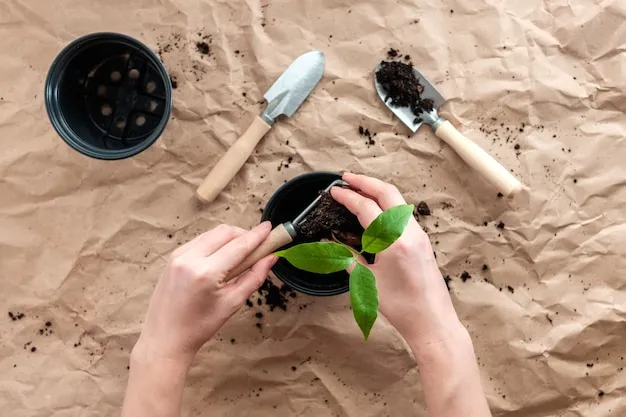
[349, 263, 378, 341]
[275, 242, 355, 274]
[361, 204, 414, 254]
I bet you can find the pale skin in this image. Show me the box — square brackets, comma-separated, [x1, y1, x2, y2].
[121, 173, 492, 417]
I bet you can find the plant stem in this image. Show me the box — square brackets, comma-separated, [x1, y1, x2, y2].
[330, 235, 361, 260]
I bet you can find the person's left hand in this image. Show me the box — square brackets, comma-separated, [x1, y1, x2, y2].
[133, 222, 276, 366]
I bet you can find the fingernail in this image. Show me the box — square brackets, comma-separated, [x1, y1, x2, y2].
[259, 221, 272, 231]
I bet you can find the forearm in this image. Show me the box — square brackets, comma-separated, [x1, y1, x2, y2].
[121, 342, 191, 417]
[408, 318, 491, 417]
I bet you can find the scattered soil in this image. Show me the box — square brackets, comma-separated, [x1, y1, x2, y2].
[8, 311, 25, 321]
[375, 60, 434, 123]
[496, 221, 505, 230]
[460, 271, 472, 282]
[358, 126, 376, 146]
[444, 275, 452, 290]
[482, 264, 489, 271]
[39, 321, 53, 336]
[256, 280, 295, 312]
[296, 191, 363, 247]
[416, 201, 431, 216]
[156, 31, 212, 83]
[497, 192, 504, 198]
[507, 285, 515, 294]
[387, 48, 399, 58]
[169, 75, 178, 89]
[196, 41, 211, 55]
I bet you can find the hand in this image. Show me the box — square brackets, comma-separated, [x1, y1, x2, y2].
[133, 222, 276, 366]
[331, 173, 462, 344]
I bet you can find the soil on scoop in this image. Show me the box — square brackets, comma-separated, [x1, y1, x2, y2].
[296, 191, 363, 247]
[375, 60, 434, 122]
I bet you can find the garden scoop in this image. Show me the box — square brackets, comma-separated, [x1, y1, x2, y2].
[374, 63, 523, 197]
[225, 179, 347, 281]
[196, 51, 325, 203]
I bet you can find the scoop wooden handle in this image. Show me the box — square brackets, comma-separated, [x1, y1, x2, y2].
[435, 120, 523, 197]
[225, 223, 294, 282]
[196, 115, 272, 203]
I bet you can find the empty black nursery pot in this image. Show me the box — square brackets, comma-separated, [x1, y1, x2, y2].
[261, 171, 350, 296]
[45, 32, 172, 160]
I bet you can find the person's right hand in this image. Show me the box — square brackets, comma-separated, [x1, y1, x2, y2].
[331, 173, 463, 344]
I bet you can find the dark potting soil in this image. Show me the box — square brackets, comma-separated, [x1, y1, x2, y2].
[460, 271, 472, 282]
[376, 60, 434, 122]
[196, 41, 211, 55]
[358, 126, 376, 146]
[8, 311, 25, 321]
[257, 279, 294, 312]
[416, 201, 431, 216]
[296, 191, 363, 247]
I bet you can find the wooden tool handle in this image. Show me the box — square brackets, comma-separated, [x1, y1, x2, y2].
[196, 115, 272, 203]
[435, 120, 523, 197]
[225, 223, 294, 282]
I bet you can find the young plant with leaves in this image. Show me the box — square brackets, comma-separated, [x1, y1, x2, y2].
[275, 204, 415, 340]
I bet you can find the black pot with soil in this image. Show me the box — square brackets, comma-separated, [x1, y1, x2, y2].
[262, 171, 364, 296]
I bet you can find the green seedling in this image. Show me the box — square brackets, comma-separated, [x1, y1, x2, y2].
[275, 204, 414, 340]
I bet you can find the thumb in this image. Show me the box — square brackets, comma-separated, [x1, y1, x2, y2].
[228, 255, 278, 304]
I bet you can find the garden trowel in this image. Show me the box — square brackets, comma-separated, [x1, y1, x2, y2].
[225, 179, 347, 281]
[374, 64, 523, 197]
[196, 51, 325, 203]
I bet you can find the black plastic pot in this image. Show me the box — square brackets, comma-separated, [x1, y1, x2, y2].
[45, 32, 172, 160]
[262, 171, 349, 296]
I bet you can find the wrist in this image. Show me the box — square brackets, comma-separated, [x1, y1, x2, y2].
[123, 338, 191, 417]
[131, 337, 195, 371]
[406, 319, 473, 366]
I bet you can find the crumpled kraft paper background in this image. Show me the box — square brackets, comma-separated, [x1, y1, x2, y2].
[1, 0, 625, 416]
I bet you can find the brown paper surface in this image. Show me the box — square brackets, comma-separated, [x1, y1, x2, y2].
[1, 0, 625, 415]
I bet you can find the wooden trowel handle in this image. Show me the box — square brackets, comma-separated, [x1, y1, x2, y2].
[196, 115, 272, 203]
[225, 223, 294, 282]
[435, 120, 523, 197]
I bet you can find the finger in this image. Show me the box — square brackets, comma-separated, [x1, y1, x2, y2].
[330, 187, 382, 228]
[226, 255, 278, 304]
[342, 172, 406, 210]
[172, 224, 246, 257]
[172, 225, 247, 259]
[205, 221, 273, 274]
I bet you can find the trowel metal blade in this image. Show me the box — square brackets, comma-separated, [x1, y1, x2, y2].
[374, 63, 446, 133]
[262, 51, 325, 122]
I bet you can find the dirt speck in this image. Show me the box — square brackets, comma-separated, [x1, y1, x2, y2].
[416, 201, 431, 216]
[196, 41, 211, 55]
